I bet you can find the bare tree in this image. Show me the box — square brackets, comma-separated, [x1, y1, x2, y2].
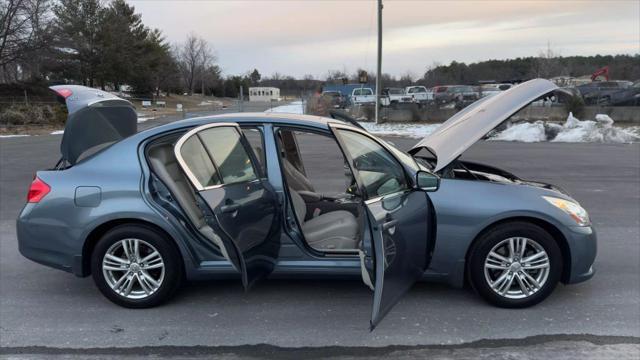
[198, 40, 215, 95]
[176, 33, 216, 95]
[0, 0, 53, 82]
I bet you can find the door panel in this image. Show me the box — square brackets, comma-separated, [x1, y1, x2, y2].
[332, 125, 432, 329]
[199, 180, 280, 288]
[175, 123, 281, 289]
[366, 191, 430, 329]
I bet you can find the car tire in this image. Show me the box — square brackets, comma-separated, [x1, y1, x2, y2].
[91, 224, 183, 308]
[468, 221, 562, 308]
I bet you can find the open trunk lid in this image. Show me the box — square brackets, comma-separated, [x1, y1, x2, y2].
[409, 79, 559, 171]
[51, 85, 137, 165]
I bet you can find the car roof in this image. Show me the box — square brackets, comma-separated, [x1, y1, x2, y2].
[135, 112, 351, 140]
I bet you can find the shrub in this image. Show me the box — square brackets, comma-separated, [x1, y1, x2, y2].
[0, 104, 66, 126]
[0, 108, 27, 125]
[563, 95, 585, 119]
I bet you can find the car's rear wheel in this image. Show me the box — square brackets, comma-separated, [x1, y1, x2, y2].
[91, 224, 182, 308]
[468, 222, 562, 308]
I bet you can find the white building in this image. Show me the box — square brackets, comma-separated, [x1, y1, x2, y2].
[249, 87, 280, 102]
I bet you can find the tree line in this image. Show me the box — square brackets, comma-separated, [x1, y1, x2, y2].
[421, 54, 639, 87]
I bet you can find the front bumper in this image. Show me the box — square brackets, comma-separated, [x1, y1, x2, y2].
[564, 225, 597, 284]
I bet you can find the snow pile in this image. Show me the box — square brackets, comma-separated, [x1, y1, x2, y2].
[490, 122, 547, 142]
[358, 122, 442, 138]
[264, 101, 305, 114]
[50, 130, 64, 135]
[490, 113, 639, 143]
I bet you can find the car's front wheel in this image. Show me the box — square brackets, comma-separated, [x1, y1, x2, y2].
[91, 224, 183, 308]
[468, 222, 562, 308]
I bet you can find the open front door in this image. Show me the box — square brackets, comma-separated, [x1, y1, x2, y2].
[332, 125, 433, 329]
[175, 123, 281, 289]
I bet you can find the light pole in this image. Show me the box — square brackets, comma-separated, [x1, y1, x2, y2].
[375, 0, 383, 124]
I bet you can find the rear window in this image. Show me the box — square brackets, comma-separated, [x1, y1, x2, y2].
[353, 88, 373, 96]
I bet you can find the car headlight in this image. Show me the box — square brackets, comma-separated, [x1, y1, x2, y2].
[543, 196, 590, 226]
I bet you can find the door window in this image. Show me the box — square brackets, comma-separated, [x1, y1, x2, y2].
[336, 129, 408, 198]
[178, 126, 257, 189]
[279, 129, 355, 196]
[179, 136, 221, 188]
[241, 127, 267, 176]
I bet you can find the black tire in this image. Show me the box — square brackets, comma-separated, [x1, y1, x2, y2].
[468, 221, 562, 308]
[91, 224, 183, 308]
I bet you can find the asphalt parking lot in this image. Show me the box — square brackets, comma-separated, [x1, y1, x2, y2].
[1, 113, 639, 357]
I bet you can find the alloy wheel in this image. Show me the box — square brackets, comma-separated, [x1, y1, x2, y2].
[102, 238, 165, 299]
[483, 237, 550, 300]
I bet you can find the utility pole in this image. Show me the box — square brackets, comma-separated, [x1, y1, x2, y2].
[375, 0, 383, 124]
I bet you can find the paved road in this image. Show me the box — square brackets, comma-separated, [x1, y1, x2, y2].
[1, 114, 639, 356]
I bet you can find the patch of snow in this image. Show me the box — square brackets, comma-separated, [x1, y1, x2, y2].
[358, 122, 442, 138]
[137, 116, 156, 123]
[198, 100, 223, 107]
[50, 130, 64, 135]
[264, 101, 305, 114]
[0, 134, 30, 138]
[490, 121, 547, 142]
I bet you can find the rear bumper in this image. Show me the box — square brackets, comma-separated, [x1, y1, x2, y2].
[16, 205, 82, 276]
[564, 225, 597, 284]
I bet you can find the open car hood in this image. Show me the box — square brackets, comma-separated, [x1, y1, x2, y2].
[51, 85, 137, 165]
[409, 79, 558, 172]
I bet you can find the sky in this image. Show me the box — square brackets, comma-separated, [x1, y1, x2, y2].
[129, 0, 640, 79]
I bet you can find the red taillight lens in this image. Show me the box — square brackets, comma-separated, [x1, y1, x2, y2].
[55, 88, 73, 99]
[27, 177, 50, 203]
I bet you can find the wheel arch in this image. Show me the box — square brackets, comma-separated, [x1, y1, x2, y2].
[80, 218, 186, 277]
[464, 216, 572, 284]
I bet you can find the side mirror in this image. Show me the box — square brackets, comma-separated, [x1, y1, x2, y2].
[416, 170, 439, 192]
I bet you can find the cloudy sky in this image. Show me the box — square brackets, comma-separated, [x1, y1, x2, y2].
[129, 0, 639, 78]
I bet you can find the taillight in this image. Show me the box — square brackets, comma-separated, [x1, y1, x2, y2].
[55, 88, 73, 99]
[27, 176, 50, 203]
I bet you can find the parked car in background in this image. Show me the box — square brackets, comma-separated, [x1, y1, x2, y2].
[576, 81, 640, 106]
[479, 83, 513, 98]
[405, 85, 433, 105]
[382, 87, 412, 106]
[351, 87, 376, 105]
[577, 81, 639, 106]
[321, 90, 347, 109]
[18, 80, 596, 329]
[606, 81, 640, 106]
[434, 85, 479, 107]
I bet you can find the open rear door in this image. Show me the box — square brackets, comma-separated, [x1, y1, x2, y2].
[331, 125, 433, 329]
[174, 123, 281, 289]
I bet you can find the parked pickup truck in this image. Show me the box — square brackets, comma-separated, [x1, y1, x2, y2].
[351, 87, 376, 105]
[433, 85, 478, 107]
[405, 86, 433, 104]
[382, 87, 412, 106]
